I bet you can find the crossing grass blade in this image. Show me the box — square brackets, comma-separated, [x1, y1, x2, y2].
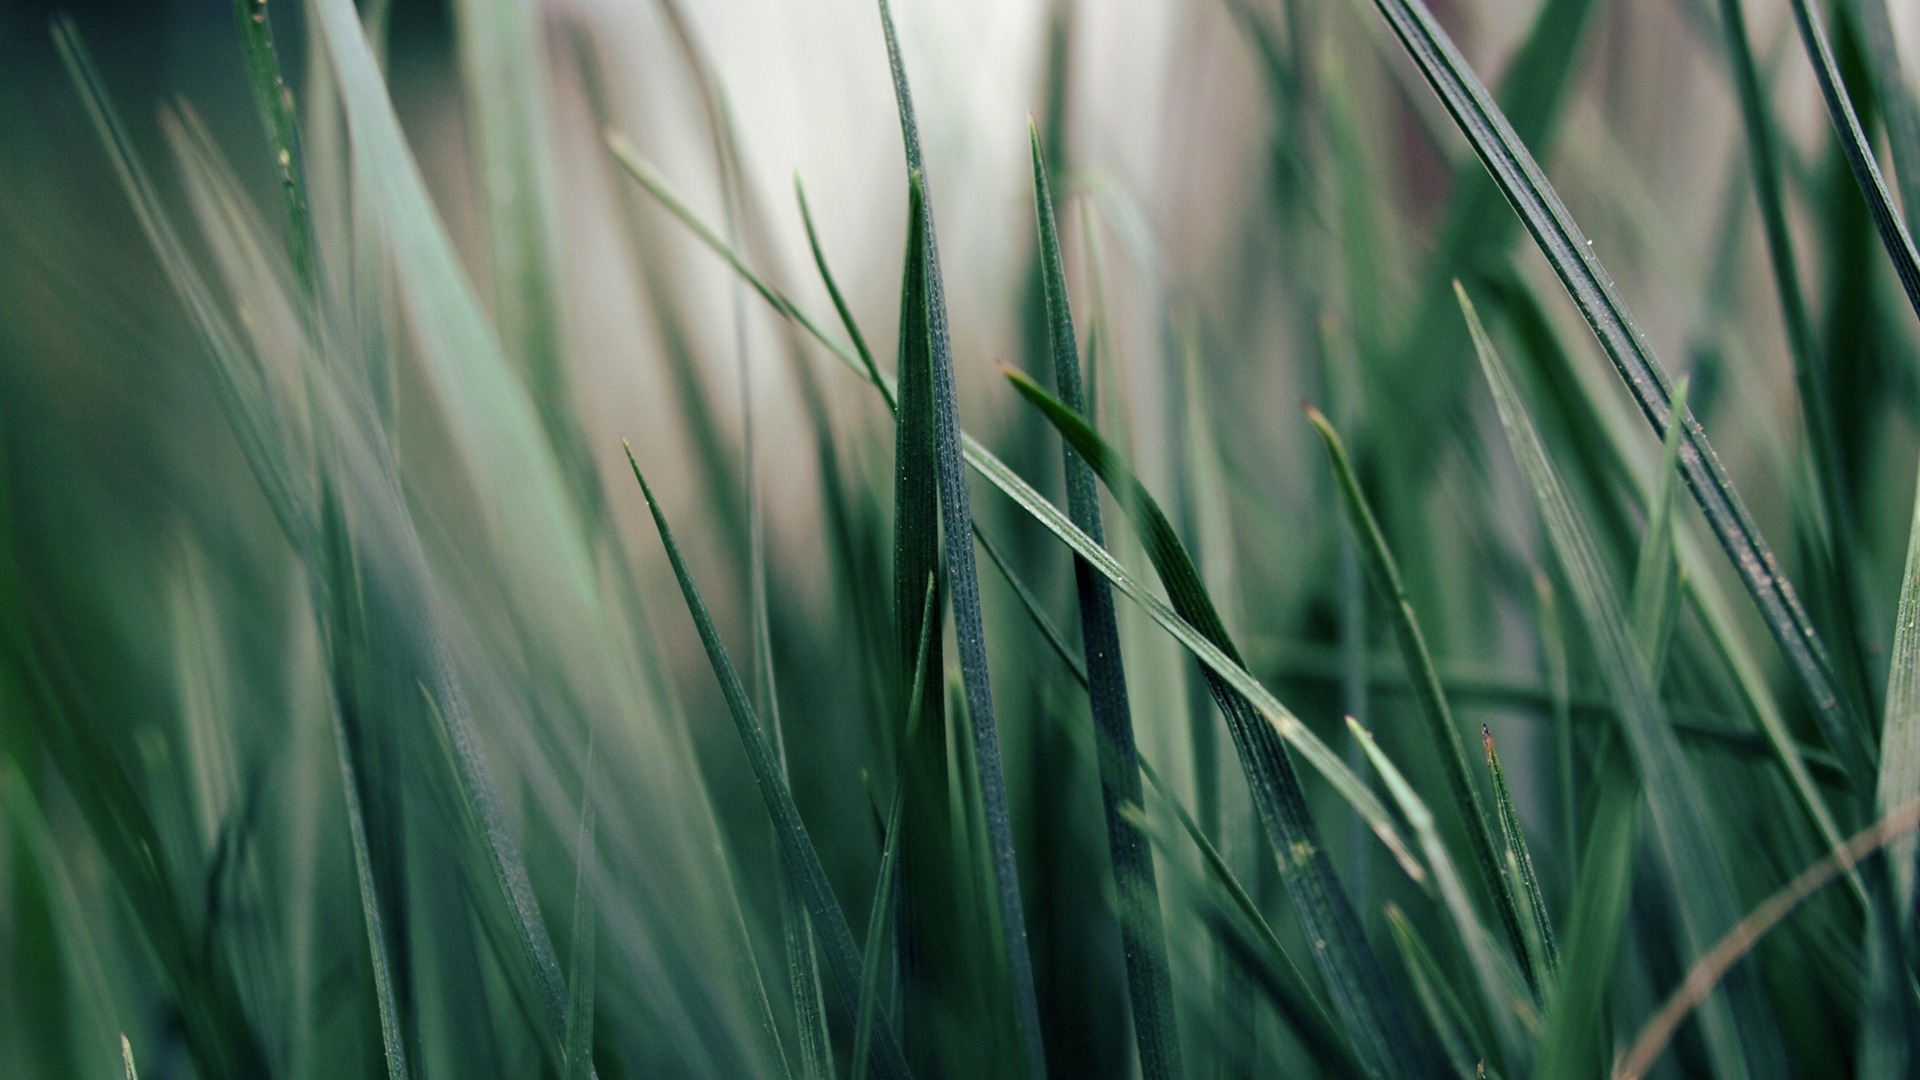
[1483, 728, 1557, 989]
[603, 147, 1424, 890]
[1851, 0, 1920, 223]
[1348, 717, 1530, 1072]
[1383, 905, 1484, 1080]
[1367, 0, 1864, 783]
[869, 7, 1046, 1072]
[1461, 282, 1789, 1078]
[1306, 405, 1535, 992]
[1002, 370, 1440, 1079]
[627, 447, 912, 1080]
[1028, 118, 1180, 1080]
[1627, 377, 1689, 677]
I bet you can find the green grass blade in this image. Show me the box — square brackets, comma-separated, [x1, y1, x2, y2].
[120, 1035, 138, 1080]
[564, 744, 598, 1080]
[228, 0, 321, 321]
[1782, 0, 1920, 323]
[796, 177, 892, 414]
[1483, 728, 1558, 986]
[853, 580, 937, 1080]
[1002, 371, 1439, 1078]
[1367, 0, 1863, 783]
[1349, 717, 1530, 1070]
[627, 448, 911, 1080]
[869, 8, 1046, 1073]
[1029, 119, 1180, 1080]
[1535, 741, 1640, 1080]
[1627, 376, 1689, 677]
[1851, 0, 1920, 223]
[1383, 905, 1485, 1080]
[1461, 283, 1785, 1078]
[1877, 445, 1920, 929]
[1307, 405, 1536, 994]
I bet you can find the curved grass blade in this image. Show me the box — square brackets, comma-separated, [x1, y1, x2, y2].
[1483, 728, 1558, 987]
[1029, 119, 1180, 1080]
[1615, 798, 1920, 1080]
[1003, 371, 1440, 1078]
[627, 448, 911, 1080]
[1307, 405, 1536, 993]
[1367, 0, 1865, 783]
[870, 4, 1044, 1072]
[852, 579, 936, 1080]
[1462, 283, 1787, 1078]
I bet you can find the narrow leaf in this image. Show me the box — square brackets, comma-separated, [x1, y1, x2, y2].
[1483, 727, 1558, 988]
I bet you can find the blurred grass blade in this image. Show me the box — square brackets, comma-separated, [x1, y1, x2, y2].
[870, 7, 1046, 1073]
[627, 448, 911, 1080]
[1002, 369, 1439, 1078]
[1384, 905, 1485, 1079]
[1615, 798, 1920, 1080]
[1029, 118, 1179, 1080]
[1367, 0, 1863, 782]
[1307, 404, 1535, 992]
[1876, 446, 1920, 929]
[1627, 376, 1689, 677]
[1536, 743, 1639, 1080]
[564, 744, 598, 1080]
[1349, 717, 1529, 1070]
[853, 579, 936, 1080]
[1781, 0, 1920, 323]
[1461, 282, 1786, 1078]
[120, 1035, 138, 1080]
[1483, 727, 1558, 987]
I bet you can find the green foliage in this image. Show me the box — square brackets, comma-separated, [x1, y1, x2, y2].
[10, 0, 1920, 1076]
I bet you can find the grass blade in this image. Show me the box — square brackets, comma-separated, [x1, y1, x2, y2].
[1029, 119, 1180, 1080]
[120, 1035, 138, 1080]
[1483, 727, 1558, 988]
[564, 743, 598, 1080]
[1615, 798, 1920, 1080]
[627, 447, 911, 1080]
[852, 580, 937, 1080]
[1367, 0, 1864, 782]
[870, 5, 1045, 1073]
[1627, 376, 1689, 677]
[1307, 405, 1536, 994]
[1461, 282, 1787, 1077]
[1877, 444, 1920, 928]
[1782, 0, 1920, 324]
[1003, 370, 1440, 1078]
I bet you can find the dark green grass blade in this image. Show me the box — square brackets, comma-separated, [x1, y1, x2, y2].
[1850, 0, 1920, 223]
[1028, 119, 1180, 1080]
[627, 448, 910, 1080]
[1003, 373, 1439, 1079]
[796, 178, 892, 415]
[1482, 728, 1558, 987]
[1306, 405, 1535, 994]
[870, 5, 1045, 1073]
[1782, 0, 1920, 324]
[853, 580, 936, 1080]
[1367, 0, 1864, 784]
[564, 745, 598, 1080]
[1461, 284, 1787, 1078]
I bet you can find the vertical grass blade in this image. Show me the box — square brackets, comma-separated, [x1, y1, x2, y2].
[1628, 377, 1689, 677]
[1876, 447, 1920, 928]
[1028, 119, 1180, 1080]
[1307, 405, 1537, 993]
[564, 745, 598, 1080]
[1367, 0, 1864, 782]
[627, 448, 911, 1080]
[852, 580, 937, 1080]
[1483, 728, 1558, 987]
[1461, 283, 1787, 1078]
[1002, 371, 1440, 1079]
[871, 4, 1045, 1072]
